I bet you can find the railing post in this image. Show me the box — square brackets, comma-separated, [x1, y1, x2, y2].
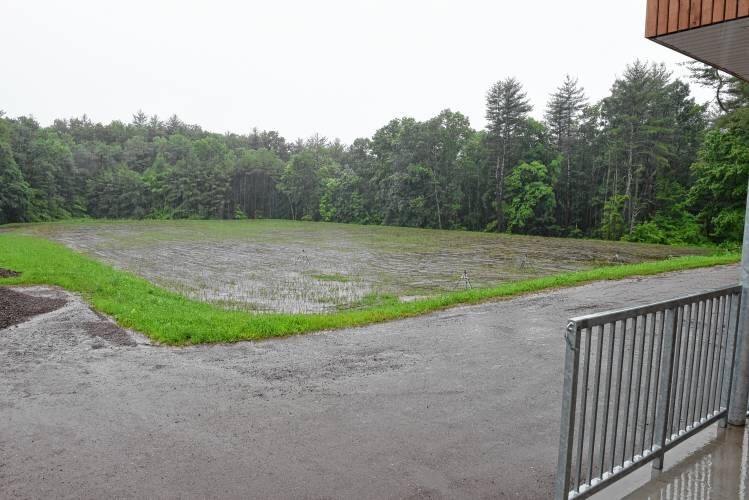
[728, 290, 749, 425]
[555, 321, 581, 500]
[652, 307, 678, 470]
[728, 182, 749, 426]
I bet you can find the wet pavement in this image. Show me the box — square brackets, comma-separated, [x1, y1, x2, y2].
[0, 265, 741, 499]
[592, 423, 749, 499]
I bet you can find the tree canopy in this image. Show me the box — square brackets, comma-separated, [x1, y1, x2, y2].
[1, 60, 747, 246]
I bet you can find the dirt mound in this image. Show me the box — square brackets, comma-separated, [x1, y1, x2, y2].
[0, 287, 67, 329]
[0, 268, 21, 278]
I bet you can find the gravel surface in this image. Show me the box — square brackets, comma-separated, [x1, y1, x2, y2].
[0, 265, 739, 499]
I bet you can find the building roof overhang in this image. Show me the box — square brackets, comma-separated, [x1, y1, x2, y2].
[651, 16, 749, 81]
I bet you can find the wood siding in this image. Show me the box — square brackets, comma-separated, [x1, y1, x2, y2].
[646, 0, 749, 36]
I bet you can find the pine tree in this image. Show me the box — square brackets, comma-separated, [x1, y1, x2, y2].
[545, 75, 587, 226]
[600, 61, 701, 236]
[485, 77, 532, 231]
[685, 61, 749, 115]
[0, 137, 30, 223]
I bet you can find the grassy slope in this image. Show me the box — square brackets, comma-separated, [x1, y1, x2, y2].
[0, 232, 739, 345]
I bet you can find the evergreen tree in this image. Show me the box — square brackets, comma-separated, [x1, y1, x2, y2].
[545, 75, 587, 227]
[0, 134, 30, 223]
[485, 77, 532, 231]
[599, 61, 701, 236]
[689, 108, 749, 242]
[685, 61, 749, 115]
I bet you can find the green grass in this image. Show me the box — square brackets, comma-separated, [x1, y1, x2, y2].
[0, 232, 739, 345]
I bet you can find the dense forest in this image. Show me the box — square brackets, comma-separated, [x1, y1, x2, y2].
[2, 60, 748, 245]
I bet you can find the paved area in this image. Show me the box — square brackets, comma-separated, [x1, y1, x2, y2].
[0, 265, 740, 499]
[601, 422, 749, 499]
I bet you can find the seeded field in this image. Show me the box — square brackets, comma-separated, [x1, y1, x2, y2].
[22, 220, 711, 314]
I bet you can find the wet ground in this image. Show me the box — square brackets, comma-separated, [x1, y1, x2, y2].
[24, 220, 710, 313]
[595, 422, 749, 499]
[0, 265, 739, 499]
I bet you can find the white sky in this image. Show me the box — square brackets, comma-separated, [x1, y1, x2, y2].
[1, 0, 712, 143]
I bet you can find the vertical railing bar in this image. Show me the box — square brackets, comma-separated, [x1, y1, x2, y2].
[621, 315, 639, 465]
[649, 311, 666, 450]
[692, 298, 711, 426]
[718, 292, 731, 407]
[652, 307, 678, 470]
[586, 325, 604, 484]
[704, 296, 720, 416]
[610, 318, 628, 470]
[718, 294, 741, 406]
[639, 311, 657, 455]
[695, 297, 717, 422]
[630, 314, 647, 459]
[720, 293, 740, 427]
[700, 297, 720, 422]
[574, 328, 592, 490]
[698, 298, 716, 422]
[598, 321, 616, 476]
[667, 305, 685, 436]
[713, 293, 733, 411]
[666, 306, 684, 439]
[676, 301, 696, 435]
[684, 300, 706, 429]
[555, 321, 582, 500]
[714, 293, 731, 412]
[639, 313, 657, 453]
[684, 300, 702, 430]
[704, 296, 723, 417]
[677, 305, 690, 431]
[668, 304, 688, 436]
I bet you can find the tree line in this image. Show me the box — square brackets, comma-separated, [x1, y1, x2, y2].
[1, 60, 748, 244]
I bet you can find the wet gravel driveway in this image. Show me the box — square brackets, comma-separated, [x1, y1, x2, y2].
[0, 265, 739, 499]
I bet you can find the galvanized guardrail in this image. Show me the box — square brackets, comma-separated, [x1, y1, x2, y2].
[555, 285, 741, 500]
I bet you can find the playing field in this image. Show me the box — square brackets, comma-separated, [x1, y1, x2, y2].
[20, 220, 711, 314]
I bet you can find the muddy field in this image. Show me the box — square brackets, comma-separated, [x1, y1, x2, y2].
[24, 220, 710, 314]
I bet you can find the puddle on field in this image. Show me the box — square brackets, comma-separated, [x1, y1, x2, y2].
[27, 221, 710, 314]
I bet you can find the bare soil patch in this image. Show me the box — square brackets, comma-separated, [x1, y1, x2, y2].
[0, 268, 21, 278]
[83, 319, 137, 347]
[0, 287, 66, 329]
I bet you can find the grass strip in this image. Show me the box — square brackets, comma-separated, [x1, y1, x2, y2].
[0, 233, 739, 345]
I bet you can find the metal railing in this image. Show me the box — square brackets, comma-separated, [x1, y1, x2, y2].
[555, 285, 741, 500]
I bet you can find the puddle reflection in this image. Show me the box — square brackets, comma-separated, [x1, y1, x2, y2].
[620, 426, 748, 499]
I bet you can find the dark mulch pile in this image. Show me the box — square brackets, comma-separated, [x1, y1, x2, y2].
[0, 287, 67, 329]
[0, 268, 21, 278]
[83, 320, 137, 347]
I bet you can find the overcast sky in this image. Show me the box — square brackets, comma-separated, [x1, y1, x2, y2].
[2, 0, 711, 143]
